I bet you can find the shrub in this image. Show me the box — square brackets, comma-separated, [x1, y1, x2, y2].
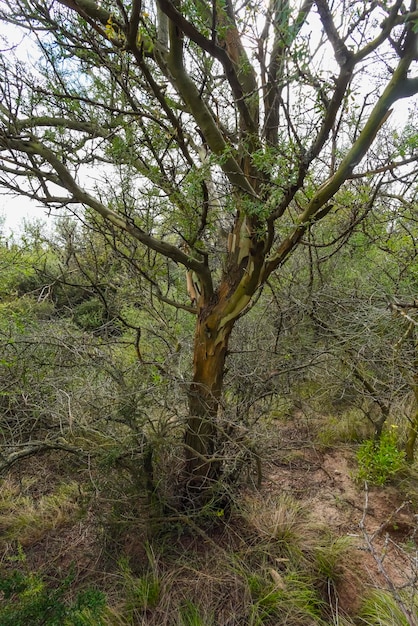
[356, 429, 406, 486]
[0, 568, 107, 626]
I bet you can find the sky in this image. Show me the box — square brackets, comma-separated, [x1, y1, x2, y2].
[0, 195, 53, 238]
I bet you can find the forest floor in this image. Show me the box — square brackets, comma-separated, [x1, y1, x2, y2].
[1, 409, 417, 624]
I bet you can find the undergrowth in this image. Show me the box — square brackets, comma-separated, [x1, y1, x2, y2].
[356, 429, 407, 485]
[0, 479, 82, 547]
[0, 559, 107, 626]
[0, 414, 416, 625]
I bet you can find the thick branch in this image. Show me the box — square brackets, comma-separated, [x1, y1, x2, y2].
[9, 116, 110, 136]
[265, 28, 418, 277]
[156, 0, 258, 133]
[165, 18, 257, 197]
[264, 0, 313, 144]
[0, 440, 86, 473]
[315, 0, 352, 66]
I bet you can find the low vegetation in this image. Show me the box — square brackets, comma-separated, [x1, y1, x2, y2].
[0, 368, 417, 624]
[1, 435, 416, 624]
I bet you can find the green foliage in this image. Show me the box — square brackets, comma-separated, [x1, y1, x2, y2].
[396, 121, 418, 157]
[247, 571, 325, 625]
[73, 298, 107, 331]
[312, 535, 353, 584]
[248, 574, 284, 624]
[0, 567, 107, 626]
[126, 573, 160, 612]
[356, 429, 406, 486]
[0, 244, 37, 299]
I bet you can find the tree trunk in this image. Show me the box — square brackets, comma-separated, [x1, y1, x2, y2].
[182, 219, 265, 500]
[184, 314, 233, 496]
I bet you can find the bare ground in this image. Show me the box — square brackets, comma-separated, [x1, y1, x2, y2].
[261, 419, 418, 616]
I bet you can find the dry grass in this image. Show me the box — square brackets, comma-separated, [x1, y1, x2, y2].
[0, 414, 416, 626]
[0, 476, 82, 548]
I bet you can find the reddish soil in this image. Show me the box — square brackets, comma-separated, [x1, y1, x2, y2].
[262, 426, 417, 615]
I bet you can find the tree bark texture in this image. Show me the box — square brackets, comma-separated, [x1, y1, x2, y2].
[184, 309, 234, 494]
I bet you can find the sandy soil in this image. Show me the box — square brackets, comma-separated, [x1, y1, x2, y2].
[262, 418, 418, 615]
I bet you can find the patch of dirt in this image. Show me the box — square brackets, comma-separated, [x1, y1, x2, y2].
[261, 421, 418, 616]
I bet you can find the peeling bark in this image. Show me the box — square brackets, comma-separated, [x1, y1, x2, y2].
[184, 317, 231, 489]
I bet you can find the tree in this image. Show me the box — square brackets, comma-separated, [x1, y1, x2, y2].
[0, 0, 417, 499]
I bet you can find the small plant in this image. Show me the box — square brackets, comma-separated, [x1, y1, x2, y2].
[242, 494, 307, 543]
[118, 554, 161, 621]
[317, 409, 372, 446]
[0, 567, 107, 625]
[178, 600, 212, 626]
[313, 535, 353, 585]
[247, 570, 325, 625]
[356, 429, 406, 486]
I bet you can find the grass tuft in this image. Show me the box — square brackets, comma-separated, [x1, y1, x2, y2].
[0, 479, 82, 547]
[357, 588, 418, 626]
